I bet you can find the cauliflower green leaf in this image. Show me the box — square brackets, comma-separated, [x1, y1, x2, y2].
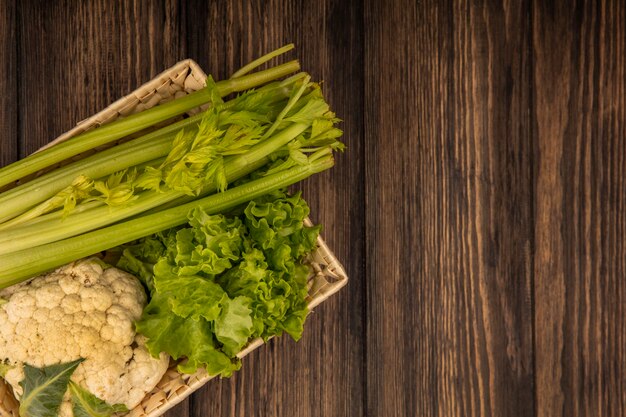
[69, 381, 128, 417]
[19, 359, 83, 417]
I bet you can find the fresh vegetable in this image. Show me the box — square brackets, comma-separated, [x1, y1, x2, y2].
[0, 112, 203, 226]
[15, 360, 127, 417]
[0, 45, 345, 414]
[0, 47, 300, 191]
[0, 48, 343, 288]
[0, 259, 169, 416]
[116, 190, 319, 376]
[69, 382, 128, 417]
[0, 157, 334, 288]
[19, 360, 83, 417]
[0, 71, 318, 229]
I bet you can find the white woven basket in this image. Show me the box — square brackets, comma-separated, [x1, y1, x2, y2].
[0, 59, 348, 417]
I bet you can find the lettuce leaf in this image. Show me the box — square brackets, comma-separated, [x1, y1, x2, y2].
[119, 190, 319, 377]
[153, 261, 227, 322]
[117, 236, 167, 293]
[244, 191, 320, 261]
[136, 294, 240, 376]
[214, 297, 254, 356]
[218, 256, 310, 340]
[176, 210, 245, 276]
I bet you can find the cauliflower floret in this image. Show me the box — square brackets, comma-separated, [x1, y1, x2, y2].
[0, 258, 169, 416]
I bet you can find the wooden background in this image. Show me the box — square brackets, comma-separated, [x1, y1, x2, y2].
[0, 0, 624, 416]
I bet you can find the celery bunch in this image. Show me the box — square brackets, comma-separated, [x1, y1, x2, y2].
[0, 45, 343, 288]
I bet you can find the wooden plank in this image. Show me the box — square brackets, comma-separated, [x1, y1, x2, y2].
[364, 0, 534, 415]
[532, 1, 626, 416]
[6, 2, 626, 417]
[0, 0, 17, 167]
[17, 0, 184, 156]
[180, 1, 365, 416]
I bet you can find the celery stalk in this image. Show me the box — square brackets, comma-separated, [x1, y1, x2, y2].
[0, 46, 343, 290]
[0, 60, 300, 189]
[231, 44, 295, 78]
[0, 157, 334, 289]
[0, 113, 204, 223]
[0, 123, 310, 255]
[0, 71, 308, 224]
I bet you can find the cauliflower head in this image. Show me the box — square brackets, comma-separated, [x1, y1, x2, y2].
[0, 258, 169, 416]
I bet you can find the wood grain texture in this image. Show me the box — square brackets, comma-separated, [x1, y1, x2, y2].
[1, 0, 625, 416]
[532, 1, 626, 416]
[364, 0, 534, 416]
[0, 0, 17, 166]
[17, 0, 184, 156]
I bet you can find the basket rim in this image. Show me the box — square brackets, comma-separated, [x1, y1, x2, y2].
[38, 59, 206, 153]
